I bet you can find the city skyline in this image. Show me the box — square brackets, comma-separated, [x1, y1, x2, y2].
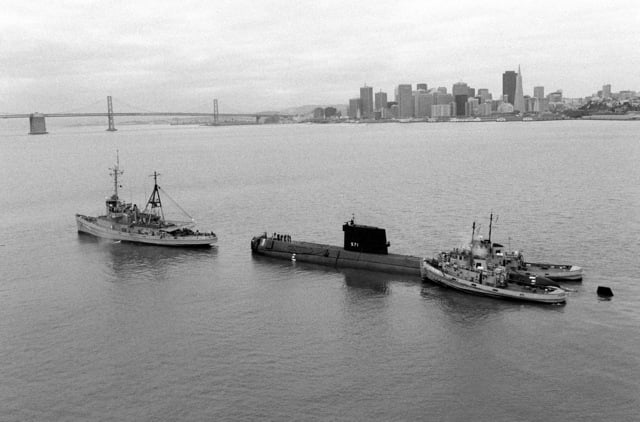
[2, 1, 639, 114]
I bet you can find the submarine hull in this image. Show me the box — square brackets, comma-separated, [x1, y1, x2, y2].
[251, 235, 421, 276]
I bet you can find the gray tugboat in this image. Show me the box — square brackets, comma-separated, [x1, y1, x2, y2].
[421, 217, 568, 304]
[251, 216, 421, 276]
[76, 154, 216, 247]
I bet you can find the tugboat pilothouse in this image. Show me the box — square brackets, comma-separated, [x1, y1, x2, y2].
[76, 153, 216, 247]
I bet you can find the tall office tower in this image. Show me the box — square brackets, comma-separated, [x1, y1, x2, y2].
[533, 86, 544, 100]
[360, 85, 374, 119]
[414, 92, 434, 118]
[348, 98, 360, 119]
[452, 82, 469, 116]
[375, 91, 388, 111]
[602, 84, 612, 98]
[502, 70, 517, 104]
[417, 83, 427, 91]
[436, 93, 453, 105]
[467, 98, 480, 116]
[397, 84, 414, 118]
[514, 66, 525, 112]
[452, 82, 470, 96]
[477, 88, 492, 103]
[437, 87, 447, 94]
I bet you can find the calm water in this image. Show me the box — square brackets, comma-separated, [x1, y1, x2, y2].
[1, 120, 639, 421]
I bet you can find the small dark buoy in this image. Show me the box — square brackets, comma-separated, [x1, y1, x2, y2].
[597, 286, 614, 297]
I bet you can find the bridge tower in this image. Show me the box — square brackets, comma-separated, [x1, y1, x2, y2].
[106, 96, 117, 131]
[213, 99, 219, 125]
[29, 113, 48, 135]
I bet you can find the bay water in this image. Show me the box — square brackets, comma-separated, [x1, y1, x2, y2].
[1, 120, 638, 421]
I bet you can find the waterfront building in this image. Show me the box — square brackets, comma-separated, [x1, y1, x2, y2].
[502, 70, 517, 105]
[452, 82, 470, 117]
[397, 84, 414, 118]
[497, 102, 514, 114]
[618, 90, 636, 100]
[477, 88, 492, 103]
[467, 97, 480, 116]
[348, 98, 360, 119]
[414, 91, 434, 118]
[534, 86, 544, 100]
[360, 85, 374, 119]
[514, 66, 525, 112]
[375, 91, 388, 112]
[452, 82, 470, 96]
[478, 102, 492, 116]
[431, 104, 451, 118]
[548, 90, 563, 103]
[390, 104, 399, 119]
[524, 96, 534, 113]
[436, 93, 453, 105]
[602, 84, 612, 99]
[534, 98, 549, 113]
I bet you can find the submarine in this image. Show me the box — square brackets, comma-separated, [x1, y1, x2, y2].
[250, 217, 421, 276]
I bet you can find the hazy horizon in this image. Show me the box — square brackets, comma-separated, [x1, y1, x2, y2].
[2, 0, 638, 114]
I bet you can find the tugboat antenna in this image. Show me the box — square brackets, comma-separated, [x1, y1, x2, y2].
[488, 212, 493, 243]
[109, 150, 124, 199]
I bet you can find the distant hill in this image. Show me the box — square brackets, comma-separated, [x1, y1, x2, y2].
[258, 104, 348, 116]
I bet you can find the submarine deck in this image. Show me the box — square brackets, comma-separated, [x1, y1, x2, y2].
[252, 236, 421, 276]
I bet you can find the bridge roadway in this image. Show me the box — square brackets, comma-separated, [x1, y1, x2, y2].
[0, 112, 283, 119]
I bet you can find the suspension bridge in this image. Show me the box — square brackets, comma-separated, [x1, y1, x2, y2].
[0, 97, 288, 134]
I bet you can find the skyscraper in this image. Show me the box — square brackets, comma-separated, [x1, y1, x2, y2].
[477, 88, 492, 103]
[375, 91, 388, 111]
[348, 98, 360, 120]
[602, 84, 612, 98]
[533, 86, 545, 100]
[452, 82, 469, 116]
[397, 84, 414, 119]
[514, 66, 525, 113]
[414, 91, 434, 118]
[502, 70, 517, 105]
[360, 85, 374, 119]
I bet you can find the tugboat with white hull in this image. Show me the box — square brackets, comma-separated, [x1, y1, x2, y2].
[76, 154, 216, 247]
[421, 217, 567, 304]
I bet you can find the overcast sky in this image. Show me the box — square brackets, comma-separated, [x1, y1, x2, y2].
[2, 0, 638, 114]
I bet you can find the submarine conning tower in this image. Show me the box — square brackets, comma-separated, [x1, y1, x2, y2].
[343, 220, 389, 254]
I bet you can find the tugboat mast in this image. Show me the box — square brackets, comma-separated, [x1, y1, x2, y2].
[109, 151, 124, 199]
[146, 171, 164, 220]
[488, 212, 493, 243]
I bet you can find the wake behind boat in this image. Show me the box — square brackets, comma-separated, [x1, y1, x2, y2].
[76, 154, 216, 247]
